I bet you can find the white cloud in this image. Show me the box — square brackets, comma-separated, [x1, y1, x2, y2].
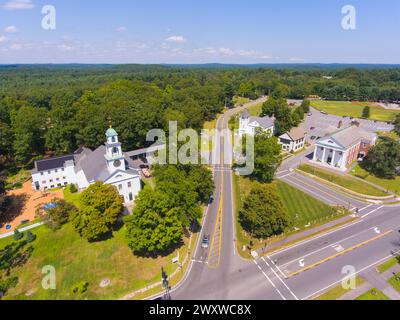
[3, 0, 35, 10]
[288, 57, 305, 62]
[0, 36, 7, 43]
[115, 26, 127, 32]
[165, 35, 187, 43]
[57, 44, 76, 52]
[4, 26, 18, 33]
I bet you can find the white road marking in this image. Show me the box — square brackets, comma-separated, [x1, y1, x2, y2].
[269, 217, 366, 257]
[361, 206, 384, 219]
[358, 203, 373, 213]
[276, 227, 374, 269]
[253, 260, 286, 300]
[332, 244, 344, 252]
[262, 257, 299, 300]
[266, 255, 287, 279]
[301, 253, 395, 300]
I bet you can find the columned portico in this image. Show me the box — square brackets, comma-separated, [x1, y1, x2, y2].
[312, 145, 346, 171]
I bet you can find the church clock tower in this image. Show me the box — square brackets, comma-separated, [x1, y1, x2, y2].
[104, 127, 126, 173]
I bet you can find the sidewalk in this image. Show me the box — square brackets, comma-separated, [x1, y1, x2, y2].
[338, 264, 400, 300]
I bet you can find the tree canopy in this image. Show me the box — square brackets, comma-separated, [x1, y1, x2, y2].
[362, 138, 400, 179]
[239, 184, 291, 238]
[70, 182, 124, 241]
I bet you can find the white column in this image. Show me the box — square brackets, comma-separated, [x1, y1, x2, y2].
[322, 147, 327, 163]
[313, 147, 318, 161]
[331, 150, 336, 166]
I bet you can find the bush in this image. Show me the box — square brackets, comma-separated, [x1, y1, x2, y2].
[0, 276, 18, 297]
[71, 281, 89, 295]
[13, 229, 23, 241]
[25, 230, 36, 243]
[68, 184, 78, 194]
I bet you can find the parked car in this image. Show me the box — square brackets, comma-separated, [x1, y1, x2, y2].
[310, 127, 315, 130]
[311, 136, 317, 140]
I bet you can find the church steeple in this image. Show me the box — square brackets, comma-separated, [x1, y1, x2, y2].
[104, 127, 125, 173]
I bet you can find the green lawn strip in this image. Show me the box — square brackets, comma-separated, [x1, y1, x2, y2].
[388, 273, 400, 293]
[299, 164, 388, 197]
[234, 175, 344, 257]
[350, 165, 400, 195]
[1, 222, 188, 300]
[316, 276, 365, 300]
[311, 100, 399, 122]
[355, 288, 390, 300]
[377, 257, 400, 274]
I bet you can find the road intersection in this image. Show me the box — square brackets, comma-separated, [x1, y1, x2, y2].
[158, 99, 400, 301]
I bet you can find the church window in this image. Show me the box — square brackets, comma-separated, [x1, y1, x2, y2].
[128, 182, 132, 188]
[118, 184, 122, 190]
[41, 172, 44, 176]
[129, 193, 133, 201]
[112, 137, 116, 143]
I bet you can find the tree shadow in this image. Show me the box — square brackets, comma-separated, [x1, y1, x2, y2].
[0, 194, 29, 229]
[133, 239, 185, 259]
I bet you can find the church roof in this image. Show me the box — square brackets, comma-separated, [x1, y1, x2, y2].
[106, 127, 118, 137]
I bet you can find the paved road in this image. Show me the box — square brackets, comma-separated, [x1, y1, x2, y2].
[161, 99, 400, 301]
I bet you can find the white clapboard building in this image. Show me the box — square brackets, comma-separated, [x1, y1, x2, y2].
[31, 128, 142, 205]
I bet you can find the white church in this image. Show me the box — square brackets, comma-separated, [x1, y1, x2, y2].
[31, 127, 142, 205]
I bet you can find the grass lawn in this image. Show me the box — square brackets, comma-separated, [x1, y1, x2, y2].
[355, 288, 390, 300]
[233, 96, 250, 106]
[247, 102, 263, 117]
[388, 273, 400, 293]
[316, 277, 364, 300]
[377, 256, 400, 274]
[350, 165, 400, 195]
[234, 175, 340, 256]
[299, 164, 388, 197]
[1, 223, 188, 300]
[63, 188, 82, 208]
[311, 100, 399, 122]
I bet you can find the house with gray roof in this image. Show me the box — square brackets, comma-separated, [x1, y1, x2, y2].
[31, 127, 142, 205]
[279, 126, 306, 153]
[239, 110, 275, 137]
[312, 125, 377, 171]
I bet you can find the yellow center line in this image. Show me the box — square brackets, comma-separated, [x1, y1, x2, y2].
[287, 230, 393, 278]
[208, 136, 224, 269]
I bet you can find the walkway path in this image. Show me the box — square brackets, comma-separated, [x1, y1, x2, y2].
[0, 222, 45, 240]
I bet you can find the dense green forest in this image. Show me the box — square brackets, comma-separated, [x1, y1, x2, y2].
[1, 64, 400, 171]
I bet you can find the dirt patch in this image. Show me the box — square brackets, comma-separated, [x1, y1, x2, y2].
[0, 180, 64, 234]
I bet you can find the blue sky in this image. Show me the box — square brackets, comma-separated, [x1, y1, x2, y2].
[0, 0, 399, 64]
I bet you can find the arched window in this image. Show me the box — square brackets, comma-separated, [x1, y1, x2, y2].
[112, 137, 116, 143]
[112, 147, 119, 154]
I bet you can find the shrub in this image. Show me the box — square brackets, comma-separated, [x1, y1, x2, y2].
[0, 276, 18, 297]
[68, 184, 78, 194]
[71, 281, 89, 295]
[13, 229, 23, 241]
[25, 230, 36, 243]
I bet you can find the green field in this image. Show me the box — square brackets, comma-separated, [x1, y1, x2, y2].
[377, 257, 400, 274]
[298, 164, 388, 197]
[237, 177, 338, 231]
[316, 277, 364, 300]
[311, 100, 400, 122]
[350, 165, 400, 195]
[355, 288, 390, 300]
[0, 223, 188, 300]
